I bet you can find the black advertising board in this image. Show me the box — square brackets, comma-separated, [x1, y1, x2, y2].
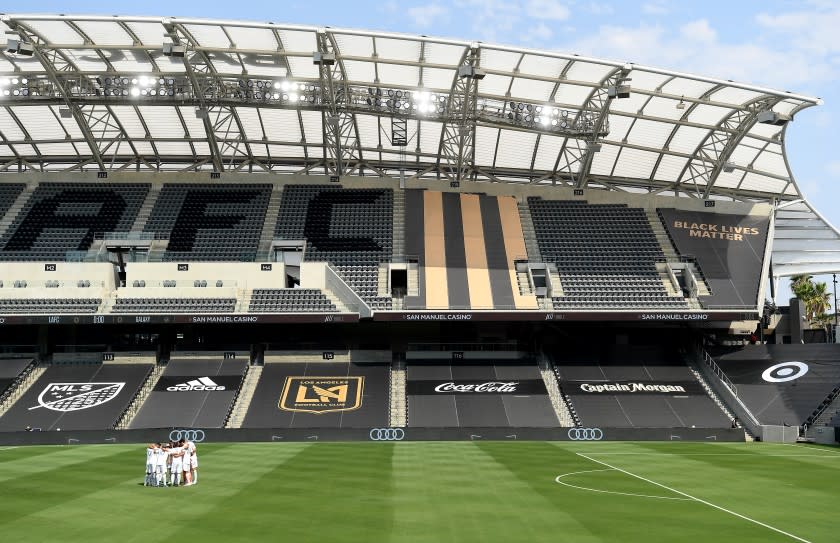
[562, 380, 704, 395]
[658, 208, 770, 307]
[153, 375, 242, 392]
[406, 380, 547, 395]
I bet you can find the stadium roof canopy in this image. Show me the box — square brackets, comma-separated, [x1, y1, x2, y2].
[0, 14, 838, 277]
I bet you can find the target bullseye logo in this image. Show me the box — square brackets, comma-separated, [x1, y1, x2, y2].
[762, 361, 809, 383]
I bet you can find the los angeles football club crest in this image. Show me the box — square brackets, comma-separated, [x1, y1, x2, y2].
[29, 382, 125, 412]
[279, 376, 363, 415]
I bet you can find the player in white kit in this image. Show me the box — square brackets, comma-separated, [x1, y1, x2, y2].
[185, 440, 198, 485]
[144, 444, 155, 486]
[169, 442, 184, 486]
[180, 439, 193, 486]
[154, 443, 169, 487]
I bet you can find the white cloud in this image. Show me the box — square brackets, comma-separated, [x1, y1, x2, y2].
[407, 3, 449, 27]
[526, 0, 570, 21]
[558, 20, 832, 90]
[642, 0, 670, 15]
[585, 2, 614, 15]
[530, 22, 554, 41]
[679, 19, 716, 43]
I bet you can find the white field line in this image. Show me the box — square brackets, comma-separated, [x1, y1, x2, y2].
[0, 447, 17, 451]
[578, 452, 813, 543]
[554, 468, 692, 501]
[778, 442, 840, 456]
[578, 452, 840, 458]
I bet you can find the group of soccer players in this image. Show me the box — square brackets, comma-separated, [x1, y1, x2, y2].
[144, 438, 199, 487]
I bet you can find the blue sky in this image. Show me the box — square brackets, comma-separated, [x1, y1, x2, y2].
[13, 0, 840, 304]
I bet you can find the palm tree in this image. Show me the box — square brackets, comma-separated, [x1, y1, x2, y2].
[811, 282, 832, 319]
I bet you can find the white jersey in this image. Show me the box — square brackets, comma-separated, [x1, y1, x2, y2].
[155, 448, 168, 468]
[170, 447, 183, 470]
[146, 447, 155, 465]
[181, 447, 192, 468]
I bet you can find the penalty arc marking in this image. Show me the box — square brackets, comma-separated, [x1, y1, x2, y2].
[554, 468, 692, 501]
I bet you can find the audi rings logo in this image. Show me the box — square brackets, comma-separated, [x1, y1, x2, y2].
[369, 428, 405, 441]
[762, 361, 809, 383]
[169, 429, 205, 443]
[567, 428, 604, 441]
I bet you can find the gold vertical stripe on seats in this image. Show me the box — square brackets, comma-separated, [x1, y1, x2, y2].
[460, 193, 494, 310]
[497, 196, 539, 310]
[423, 190, 449, 309]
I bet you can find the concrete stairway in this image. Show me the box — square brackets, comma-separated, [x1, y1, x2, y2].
[256, 185, 284, 261]
[0, 181, 36, 238]
[517, 199, 541, 262]
[0, 363, 45, 418]
[115, 364, 165, 429]
[131, 183, 162, 233]
[538, 356, 575, 427]
[323, 287, 351, 313]
[226, 365, 263, 428]
[685, 357, 755, 441]
[389, 360, 407, 427]
[392, 189, 405, 258]
[646, 209, 678, 259]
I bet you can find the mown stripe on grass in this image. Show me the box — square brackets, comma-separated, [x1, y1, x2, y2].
[0, 444, 130, 483]
[167, 442, 396, 543]
[390, 442, 601, 543]
[0, 443, 308, 543]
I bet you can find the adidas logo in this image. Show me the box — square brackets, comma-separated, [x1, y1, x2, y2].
[167, 377, 226, 391]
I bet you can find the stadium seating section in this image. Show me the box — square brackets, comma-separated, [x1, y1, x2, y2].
[0, 361, 153, 431]
[145, 184, 271, 261]
[406, 361, 558, 427]
[0, 298, 102, 313]
[713, 345, 840, 426]
[0, 183, 149, 261]
[276, 185, 393, 309]
[129, 357, 247, 429]
[111, 297, 236, 313]
[0, 183, 24, 219]
[528, 198, 688, 310]
[243, 361, 389, 428]
[552, 344, 730, 428]
[249, 289, 337, 312]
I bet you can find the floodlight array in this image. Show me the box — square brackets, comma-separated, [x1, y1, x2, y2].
[0, 76, 31, 98]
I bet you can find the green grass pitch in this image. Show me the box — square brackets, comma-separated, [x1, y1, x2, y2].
[0, 441, 837, 542]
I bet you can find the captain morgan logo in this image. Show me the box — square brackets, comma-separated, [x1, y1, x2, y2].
[279, 376, 363, 414]
[29, 382, 125, 412]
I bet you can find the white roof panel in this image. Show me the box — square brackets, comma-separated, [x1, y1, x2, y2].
[495, 130, 537, 170]
[0, 15, 823, 220]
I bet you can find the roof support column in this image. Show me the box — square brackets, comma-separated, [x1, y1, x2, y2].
[437, 46, 481, 184]
[316, 31, 361, 177]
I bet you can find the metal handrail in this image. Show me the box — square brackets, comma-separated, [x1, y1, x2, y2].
[703, 350, 738, 396]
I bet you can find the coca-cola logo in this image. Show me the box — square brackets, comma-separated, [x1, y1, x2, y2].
[434, 381, 518, 393]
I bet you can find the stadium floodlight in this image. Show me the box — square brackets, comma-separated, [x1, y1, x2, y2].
[757, 110, 791, 126]
[59, 107, 72, 118]
[676, 97, 686, 110]
[607, 84, 630, 99]
[162, 43, 186, 57]
[312, 52, 335, 65]
[723, 162, 736, 173]
[458, 66, 486, 80]
[195, 108, 208, 119]
[5, 38, 34, 56]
